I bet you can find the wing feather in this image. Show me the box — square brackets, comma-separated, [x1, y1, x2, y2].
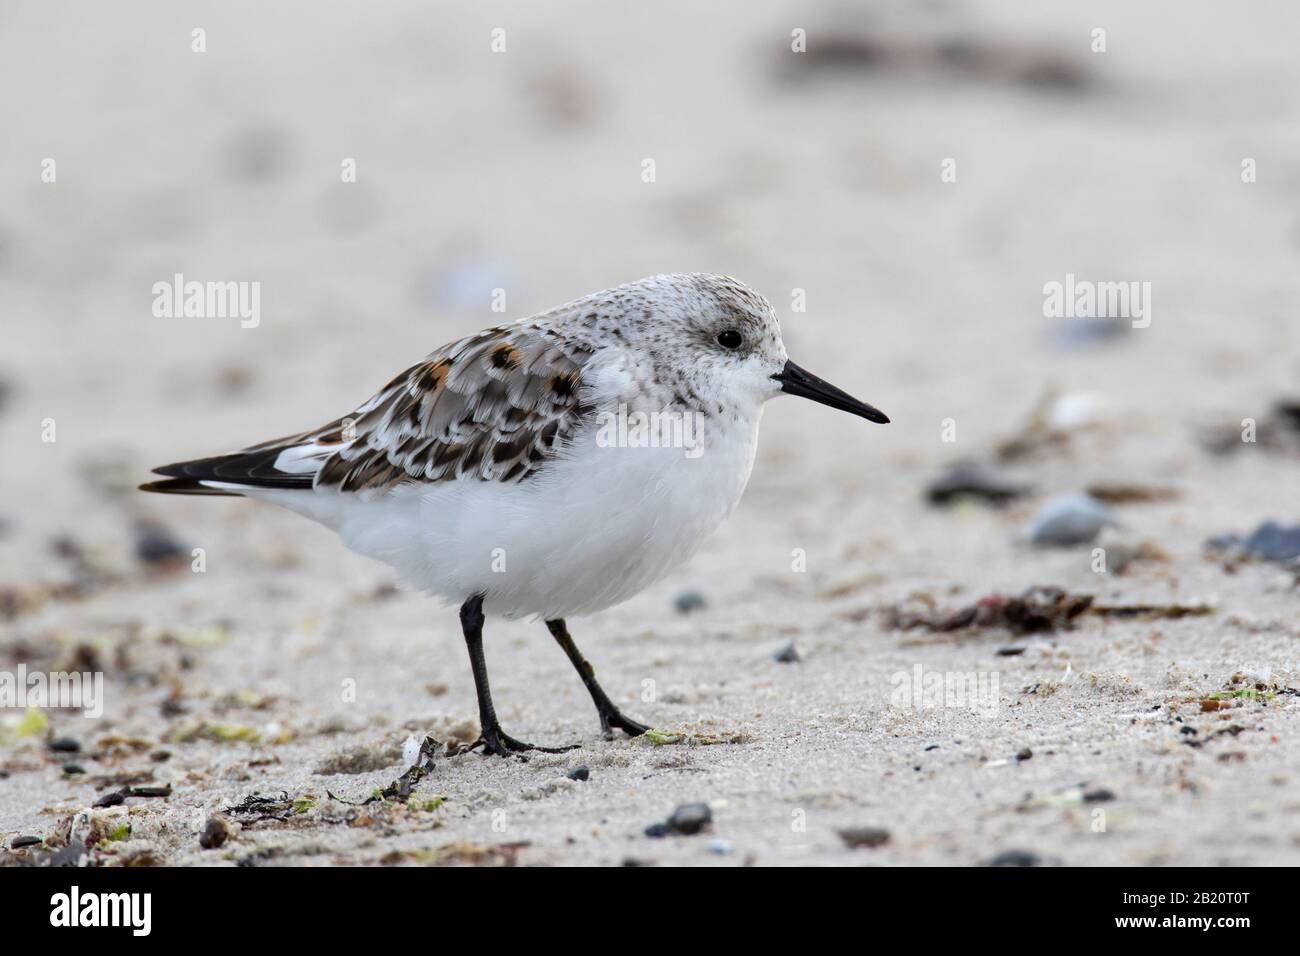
[144, 324, 596, 495]
[314, 325, 594, 492]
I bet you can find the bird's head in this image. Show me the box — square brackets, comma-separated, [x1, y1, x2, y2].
[592, 273, 889, 425]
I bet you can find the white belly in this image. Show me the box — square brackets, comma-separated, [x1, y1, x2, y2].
[252, 411, 762, 619]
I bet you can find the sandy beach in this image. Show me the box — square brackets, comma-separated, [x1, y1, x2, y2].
[2, 1, 1299, 866]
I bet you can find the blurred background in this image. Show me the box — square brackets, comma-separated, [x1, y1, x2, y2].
[1, 1, 1298, 864]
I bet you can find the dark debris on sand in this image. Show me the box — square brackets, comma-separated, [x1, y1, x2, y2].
[775, 24, 1091, 94]
[1208, 521, 1300, 566]
[885, 587, 1216, 636]
[884, 586, 1093, 635]
[838, 826, 891, 849]
[93, 784, 172, 808]
[368, 735, 439, 803]
[924, 461, 1031, 508]
[985, 849, 1042, 867]
[1202, 398, 1300, 456]
[224, 791, 295, 823]
[645, 802, 712, 837]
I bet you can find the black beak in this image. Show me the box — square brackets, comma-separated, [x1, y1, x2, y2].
[772, 360, 889, 424]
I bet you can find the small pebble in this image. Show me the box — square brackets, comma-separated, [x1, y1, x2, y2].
[1029, 493, 1116, 546]
[10, 835, 43, 849]
[667, 802, 712, 835]
[997, 644, 1027, 657]
[1083, 788, 1116, 803]
[134, 520, 188, 566]
[1241, 521, 1300, 562]
[93, 791, 125, 808]
[47, 737, 80, 753]
[1015, 747, 1033, 761]
[566, 765, 590, 782]
[648, 802, 713, 837]
[62, 764, 85, 776]
[200, 816, 230, 850]
[838, 826, 891, 849]
[1180, 726, 1197, 736]
[1205, 532, 1241, 552]
[1051, 316, 1130, 349]
[401, 735, 423, 771]
[986, 849, 1041, 867]
[707, 839, 733, 855]
[673, 590, 707, 614]
[126, 785, 173, 798]
[1277, 398, 1300, 432]
[772, 641, 800, 663]
[925, 461, 1030, 507]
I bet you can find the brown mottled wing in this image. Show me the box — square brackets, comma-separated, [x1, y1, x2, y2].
[314, 325, 593, 492]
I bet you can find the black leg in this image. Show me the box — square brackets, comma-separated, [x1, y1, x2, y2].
[546, 618, 650, 740]
[460, 596, 577, 759]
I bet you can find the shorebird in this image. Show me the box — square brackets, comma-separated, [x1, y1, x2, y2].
[141, 274, 889, 757]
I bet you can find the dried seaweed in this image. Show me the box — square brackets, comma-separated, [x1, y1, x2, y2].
[884, 586, 1093, 635]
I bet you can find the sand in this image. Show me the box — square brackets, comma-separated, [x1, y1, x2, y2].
[2, 0, 1299, 866]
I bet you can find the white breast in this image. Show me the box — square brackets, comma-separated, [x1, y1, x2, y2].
[265, 408, 763, 620]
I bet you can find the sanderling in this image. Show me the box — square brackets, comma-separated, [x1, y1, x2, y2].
[141, 273, 888, 757]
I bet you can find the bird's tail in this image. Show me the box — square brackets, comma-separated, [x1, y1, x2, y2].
[137, 477, 243, 496]
[139, 435, 330, 496]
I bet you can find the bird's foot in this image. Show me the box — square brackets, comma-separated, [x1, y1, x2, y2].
[598, 707, 651, 741]
[471, 724, 580, 760]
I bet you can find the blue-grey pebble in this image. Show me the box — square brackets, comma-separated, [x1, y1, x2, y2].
[1029, 493, 1115, 546]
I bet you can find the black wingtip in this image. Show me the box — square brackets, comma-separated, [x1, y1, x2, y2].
[139, 478, 241, 497]
[146, 450, 313, 490]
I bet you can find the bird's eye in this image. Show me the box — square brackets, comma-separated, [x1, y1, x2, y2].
[716, 329, 743, 350]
